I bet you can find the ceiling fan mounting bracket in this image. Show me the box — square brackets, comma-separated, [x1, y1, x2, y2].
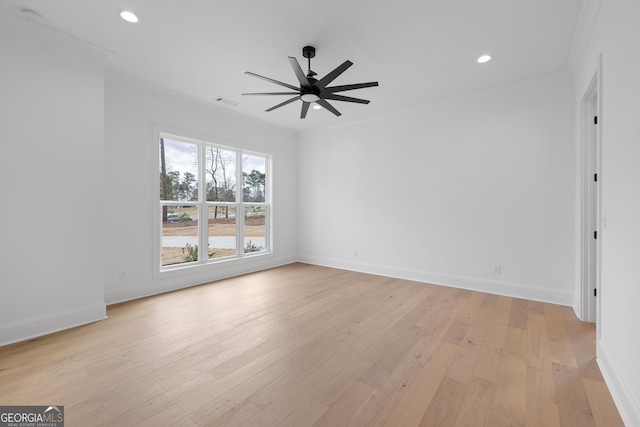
[302, 46, 316, 59]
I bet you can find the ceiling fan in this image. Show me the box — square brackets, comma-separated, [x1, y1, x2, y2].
[242, 46, 379, 119]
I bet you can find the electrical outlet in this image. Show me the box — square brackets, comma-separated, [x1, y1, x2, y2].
[352, 249, 358, 257]
[118, 270, 127, 280]
[493, 265, 502, 275]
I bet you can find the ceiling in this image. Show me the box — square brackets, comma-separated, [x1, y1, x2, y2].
[1, 0, 585, 132]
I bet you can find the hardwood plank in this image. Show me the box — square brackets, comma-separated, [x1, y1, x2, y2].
[239, 349, 358, 426]
[564, 318, 603, 381]
[505, 325, 528, 359]
[525, 365, 561, 427]
[349, 330, 442, 427]
[479, 292, 500, 309]
[454, 377, 497, 427]
[419, 376, 469, 426]
[446, 338, 482, 384]
[509, 298, 529, 330]
[472, 344, 503, 384]
[381, 342, 459, 427]
[276, 399, 328, 427]
[311, 356, 373, 408]
[546, 315, 579, 368]
[359, 325, 425, 388]
[188, 338, 335, 424]
[190, 398, 261, 427]
[583, 377, 625, 427]
[68, 377, 168, 425]
[442, 318, 473, 345]
[246, 338, 339, 408]
[527, 299, 545, 315]
[312, 381, 375, 426]
[483, 296, 513, 350]
[526, 312, 547, 369]
[552, 362, 597, 427]
[525, 314, 561, 426]
[171, 415, 199, 427]
[487, 350, 527, 427]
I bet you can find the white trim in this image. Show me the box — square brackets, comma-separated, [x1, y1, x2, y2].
[297, 255, 573, 306]
[0, 303, 106, 347]
[595, 54, 603, 339]
[597, 341, 640, 427]
[579, 71, 599, 323]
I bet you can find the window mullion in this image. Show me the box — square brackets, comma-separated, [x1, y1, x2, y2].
[237, 151, 244, 257]
[199, 143, 207, 263]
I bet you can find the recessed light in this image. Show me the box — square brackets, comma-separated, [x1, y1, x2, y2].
[119, 10, 139, 23]
[477, 55, 492, 64]
[313, 104, 322, 110]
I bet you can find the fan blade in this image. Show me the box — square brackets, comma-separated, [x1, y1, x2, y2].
[245, 71, 299, 91]
[300, 102, 311, 119]
[265, 96, 300, 112]
[288, 57, 312, 90]
[316, 60, 353, 87]
[326, 82, 379, 93]
[316, 99, 341, 116]
[242, 92, 300, 96]
[324, 94, 370, 104]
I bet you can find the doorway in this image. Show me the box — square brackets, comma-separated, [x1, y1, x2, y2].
[580, 68, 600, 324]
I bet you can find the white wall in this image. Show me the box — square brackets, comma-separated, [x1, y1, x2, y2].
[572, 0, 640, 424]
[298, 71, 575, 305]
[0, 14, 107, 345]
[103, 73, 298, 304]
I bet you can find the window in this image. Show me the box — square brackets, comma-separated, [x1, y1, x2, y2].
[158, 133, 270, 269]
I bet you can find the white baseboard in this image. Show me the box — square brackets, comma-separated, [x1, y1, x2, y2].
[296, 255, 573, 306]
[105, 254, 298, 305]
[0, 302, 107, 347]
[597, 341, 640, 427]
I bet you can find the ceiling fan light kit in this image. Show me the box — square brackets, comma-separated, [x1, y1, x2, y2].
[243, 46, 378, 119]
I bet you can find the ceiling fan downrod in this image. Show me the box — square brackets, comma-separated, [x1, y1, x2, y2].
[303, 46, 317, 78]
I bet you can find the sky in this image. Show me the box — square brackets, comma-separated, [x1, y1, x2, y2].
[161, 137, 266, 183]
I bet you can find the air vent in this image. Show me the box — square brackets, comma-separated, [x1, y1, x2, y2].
[215, 97, 239, 107]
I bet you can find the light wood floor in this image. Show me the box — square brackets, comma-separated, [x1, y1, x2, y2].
[0, 263, 624, 426]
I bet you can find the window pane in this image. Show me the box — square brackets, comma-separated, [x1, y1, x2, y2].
[160, 138, 198, 201]
[205, 147, 236, 202]
[243, 155, 266, 202]
[158, 134, 271, 271]
[208, 206, 236, 259]
[244, 206, 266, 254]
[161, 205, 198, 266]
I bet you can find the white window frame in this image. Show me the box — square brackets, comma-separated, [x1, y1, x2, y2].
[154, 130, 271, 273]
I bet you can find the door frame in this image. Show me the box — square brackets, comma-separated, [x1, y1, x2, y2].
[580, 57, 602, 325]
